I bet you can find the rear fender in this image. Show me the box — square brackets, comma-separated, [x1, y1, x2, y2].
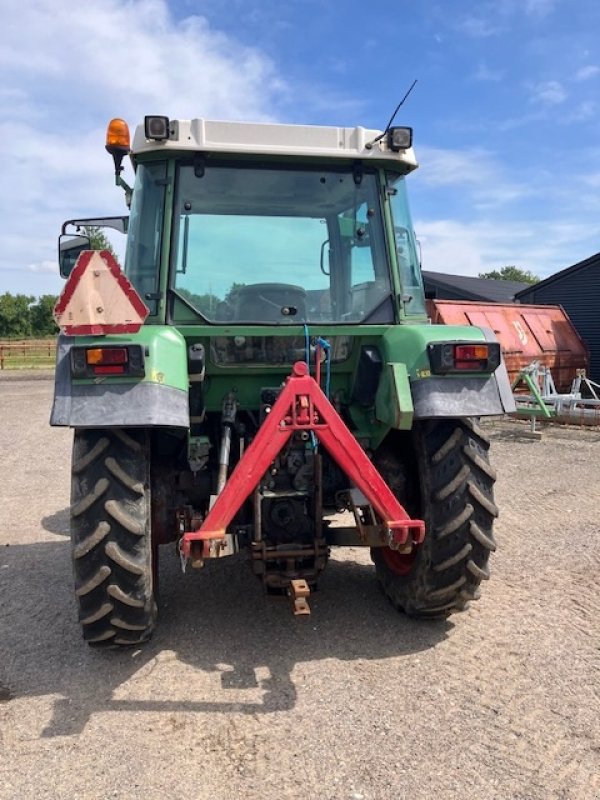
[50, 327, 190, 429]
[381, 324, 515, 421]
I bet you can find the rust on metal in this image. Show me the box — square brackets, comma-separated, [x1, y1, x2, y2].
[427, 299, 588, 393]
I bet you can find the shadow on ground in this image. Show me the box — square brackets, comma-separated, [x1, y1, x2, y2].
[41, 507, 70, 535]
[0, 538, 451, 737]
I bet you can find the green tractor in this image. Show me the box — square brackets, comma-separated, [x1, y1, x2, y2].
[51, 114, 514, 646]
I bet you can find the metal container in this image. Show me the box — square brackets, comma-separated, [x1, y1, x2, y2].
[427, 299, 589, 392]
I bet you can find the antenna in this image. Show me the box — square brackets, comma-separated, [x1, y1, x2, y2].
[365, 79, 418, 149]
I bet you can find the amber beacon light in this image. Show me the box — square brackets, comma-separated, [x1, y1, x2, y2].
[106, 118, 131, 151]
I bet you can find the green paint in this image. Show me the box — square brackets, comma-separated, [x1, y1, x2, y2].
[71, 326, 188, 392]
[375, 362, 413, 430]
[381, 323, 495, 378]
[511, 370, 555, 419]
[138, 325, 188, 390]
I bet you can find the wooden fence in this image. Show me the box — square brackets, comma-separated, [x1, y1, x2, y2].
[0, 339, 57, 369]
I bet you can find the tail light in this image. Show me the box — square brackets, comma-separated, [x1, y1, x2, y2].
[70, 345, 145, 378]
[428, 341, 501, 374]
[86, 347, 128, 375]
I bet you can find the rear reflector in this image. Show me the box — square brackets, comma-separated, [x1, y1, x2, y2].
[86, 347, 128, 366]
[454, 344, 489, 361]
[92, 364, 126, 375]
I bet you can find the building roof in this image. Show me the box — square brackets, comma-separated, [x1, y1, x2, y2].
[422, 271, 531, 303]
[515, 251, 600, 299]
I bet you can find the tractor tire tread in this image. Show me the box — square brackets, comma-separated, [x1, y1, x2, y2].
[372, 418, 497, 618]
[70, 428, 156, 648]
[72, 521, 111, 560]
[71, 478, 109, 517]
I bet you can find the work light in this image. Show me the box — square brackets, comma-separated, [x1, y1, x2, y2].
[144, 116, 170, 141]
[387, 126, 413, 151]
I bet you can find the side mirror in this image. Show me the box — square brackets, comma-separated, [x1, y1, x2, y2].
[58, 234, 90, 278]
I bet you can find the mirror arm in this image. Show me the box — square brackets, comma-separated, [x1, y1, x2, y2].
[116, 173, 133, 207]
[107, 146, 133, 207]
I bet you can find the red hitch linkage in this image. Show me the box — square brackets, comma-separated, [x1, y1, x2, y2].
[180, 361, 425, 561]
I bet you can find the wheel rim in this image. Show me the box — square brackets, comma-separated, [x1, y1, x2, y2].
[381, 545, 419, 576]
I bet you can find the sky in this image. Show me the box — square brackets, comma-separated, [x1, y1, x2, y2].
[1, 0, 599, 297]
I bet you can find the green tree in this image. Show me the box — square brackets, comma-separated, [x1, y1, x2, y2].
[82, 226, 117, 258]
[224, 282, 247, 305]
[30, 295, 59, 337]
[478, 266, 539, 284]
[178, 288, 220, 313]
[0, 293, 34, 338]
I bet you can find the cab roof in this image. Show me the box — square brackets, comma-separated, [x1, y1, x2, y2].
[131, 117, 418, 173]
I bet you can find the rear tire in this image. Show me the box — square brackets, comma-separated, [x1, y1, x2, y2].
[70, 428, 156, 647]
[372, 418, 497, 617]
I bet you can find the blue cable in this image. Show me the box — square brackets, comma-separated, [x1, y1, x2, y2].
[303, 323, 318, 450]
[304, 323, 310, 373]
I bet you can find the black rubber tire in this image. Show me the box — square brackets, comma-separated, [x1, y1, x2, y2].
[70, 428, 156, 647]
[371, 418, 498, 618]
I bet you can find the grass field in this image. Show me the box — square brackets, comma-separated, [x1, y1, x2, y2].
[0, 339, 56, 370]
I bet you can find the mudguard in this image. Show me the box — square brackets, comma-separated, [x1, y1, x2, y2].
[50, 327, 190, 429]
[379, 324, 516, 423]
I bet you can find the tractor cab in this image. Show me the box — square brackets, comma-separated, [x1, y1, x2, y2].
[61, 116, 426, 327]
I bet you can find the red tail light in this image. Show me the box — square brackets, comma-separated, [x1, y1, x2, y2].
[86, 347, 128, 374]
[70, 345, 145, 378]
[454, 344, 490, 370]
[428, 341, 501, 374]
[86, 347, 128, 366]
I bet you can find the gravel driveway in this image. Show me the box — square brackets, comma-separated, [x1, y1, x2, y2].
[0, 374, 598, 800]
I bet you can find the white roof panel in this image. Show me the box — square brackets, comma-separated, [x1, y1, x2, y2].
[131, 118, 417, 171]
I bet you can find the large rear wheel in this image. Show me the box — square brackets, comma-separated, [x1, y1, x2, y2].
[70, 428, 156, 646]
[372, 418, 497, 617]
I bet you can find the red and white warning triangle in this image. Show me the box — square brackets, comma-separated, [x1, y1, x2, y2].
[54, 250, 149, 335]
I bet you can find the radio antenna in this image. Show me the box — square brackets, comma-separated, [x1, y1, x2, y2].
[366, 79, 418, 149]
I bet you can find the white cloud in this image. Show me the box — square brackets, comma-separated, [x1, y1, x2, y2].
[575, 65, 600, 81]
[416, 220, 489, 276]
[0, 0, 284, 295]
[415, 146, 534, 207]
[414, 218, 547, 277]
[524, 0, 559, 17]
[456, 16, 502, 38]
[529, 80, 567, 106]
[447, 0, 560, 41]
[0, 1, 284, 123]
[565, 100, 596, 123]
[473, 63, 505, 82]
[412, 142, 600, 279]
[581, 172, 600, 188]
[28, 261, 56, 274]
[416, 147, 497, 187]
[415, 217, 597, 279]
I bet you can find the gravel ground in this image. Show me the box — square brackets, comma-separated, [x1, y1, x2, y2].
[0, 375, 598, 800]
